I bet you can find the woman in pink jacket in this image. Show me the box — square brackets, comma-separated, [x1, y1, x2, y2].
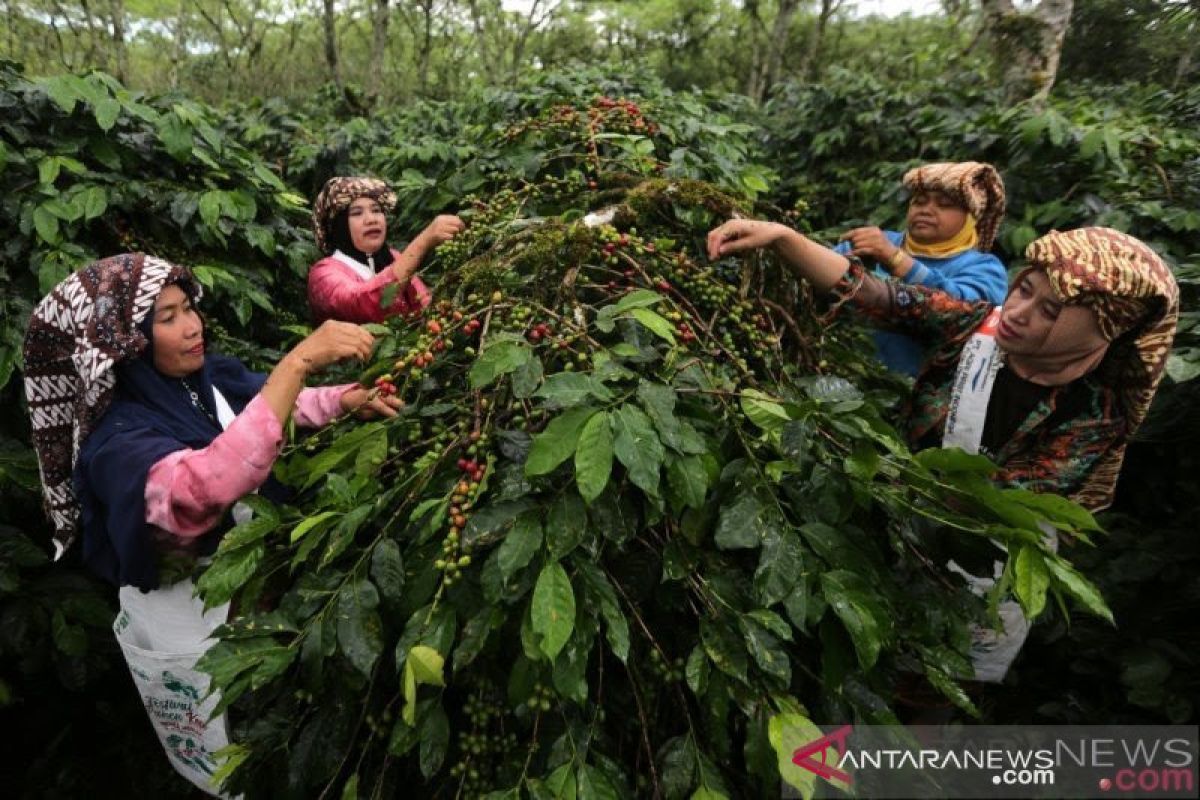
[308, 175, 463, 323]
[24, 253, 405, 792]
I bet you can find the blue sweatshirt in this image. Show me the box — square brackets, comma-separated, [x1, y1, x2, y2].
[833, 230, 1008, 376]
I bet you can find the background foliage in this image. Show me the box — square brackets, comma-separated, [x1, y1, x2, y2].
[1, 1, 1198, 796]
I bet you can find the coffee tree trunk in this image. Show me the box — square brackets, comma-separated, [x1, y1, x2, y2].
[981, 0, 1074, 103]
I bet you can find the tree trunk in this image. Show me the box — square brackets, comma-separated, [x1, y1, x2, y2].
[417, 0, 433, 95]
[322, 0, 342, 89]
[169, 0, 188, 88]
[758, 0, 800, 101]
[741, 0, 769, 100]
[367, 0, 390, 101]
[802, 0, 841, 82]
[980, 0, 1074, 103]
[106, 0, 129, 82]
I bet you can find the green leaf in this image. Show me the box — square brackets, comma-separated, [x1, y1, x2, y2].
[611, 404, 664, 495]
[666, 454, 710, 510]
[497, 512, 543, 579]
[198, 190, 224, 229]
[38, 157, 61, 185]
[52, 610, 87, 656]
[196, 544, 264, 608]
[741, 616, 791, 684]
[157, 113, 195, 161]
[33, 206, 61, 245]
[543, 764, 577, 799]
[42, 75, 81, 113]
[337, 580, 383, 677]
[1045, 556, 1114, 624]
[470, 340, 532, 388]
[686, 644, 709, 695]
[769, 712, 826, 800]
[1012, 545, 1050, 619]
[354, 432, 388, 476]
[659, 736, 698, 797]
[629, 307, 676, 344]
[536, 372, 611, 407]
[532, 562, 576, 661]
[576, 764, 620, 800]
[575, 411, 614, 503]
[526, 406, 598, 477]
[289, 510, 337, 543]
[80, 186, 108, 220]
[820, 570, 889, 670]
[740, 389, 790, 432]
[419, 702, 449, 778]
[546, 491, 586, 558]
[512, 355, 544, 398]
[577, 560, 629, 662]
[714, 492, 764, 549]
[700, 619, 748, 683]
[408, 645, 446, 686]
[371, 539, 405, 602]
[755, 528, 804, 606]
[92, 97, 120, 131]
[914, 448, 996, 476]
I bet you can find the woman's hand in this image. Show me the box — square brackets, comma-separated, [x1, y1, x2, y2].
[706, 220, 788, 261]
[708, 218, 850, 292]
[417, 215, 466, 249]
[287, 320, 375, 375]
[339, 386, 405, 419]
[839, 226, 900, 263]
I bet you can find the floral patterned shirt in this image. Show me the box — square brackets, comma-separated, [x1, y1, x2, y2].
[827, 260, 1128, 510]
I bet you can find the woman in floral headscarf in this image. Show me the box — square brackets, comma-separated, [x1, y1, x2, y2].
[23, 253, 400, 794]
[709, 222, 1178, 685]
[308, 175, 464, 324]
[708, 222, 1178, 511]
[834, 161, 1010, 377]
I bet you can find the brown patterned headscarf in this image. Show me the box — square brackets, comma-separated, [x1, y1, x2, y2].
[902, 162, 1006, 252]
[22, 253, 192, 557]
[1024, 227, 1179, 509]
[311, 176, 397, 254]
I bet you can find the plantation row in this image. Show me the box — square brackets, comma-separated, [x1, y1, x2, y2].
[1, 63, 1197, 797]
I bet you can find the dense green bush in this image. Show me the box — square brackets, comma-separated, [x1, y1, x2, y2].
[0, 63, 1196, 798]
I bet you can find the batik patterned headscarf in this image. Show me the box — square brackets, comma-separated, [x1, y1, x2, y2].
[1026, 227, 1179, 432]
[23, 253, 191, 557]
[1024, 227, 1179, 509]
[902, 161, 1006, 252]
[311, 176, 397, 255]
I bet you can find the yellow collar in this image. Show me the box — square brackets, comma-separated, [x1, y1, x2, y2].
[903, 214, 978, 259]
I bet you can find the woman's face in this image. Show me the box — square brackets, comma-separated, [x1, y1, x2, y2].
[906, 190, 969, 244]
[997, 270, 1066, 354]
[150, 284, 205, 377]
[348, 197, 387, 255]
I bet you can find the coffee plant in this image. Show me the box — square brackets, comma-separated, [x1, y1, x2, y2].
[195, 96, 1111, 798]
[1, 63, 1196, 797]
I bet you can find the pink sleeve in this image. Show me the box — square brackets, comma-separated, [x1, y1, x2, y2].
[307, 254, 432, 324]
[144, 395, 284, 540]
[294, 384, 356, 428]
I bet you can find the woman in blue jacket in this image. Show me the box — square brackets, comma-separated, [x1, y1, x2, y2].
[835, 161, 1009, 376]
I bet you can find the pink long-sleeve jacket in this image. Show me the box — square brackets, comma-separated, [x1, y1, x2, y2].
[307, 248, 431, 324]
[144, 385, 352, 539]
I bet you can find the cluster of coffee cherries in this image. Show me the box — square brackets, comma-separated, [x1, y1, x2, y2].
[524, 681, 556, 713]
[648, 648, 686, 683]
[434, 429, 492, 586]
[448, 693, 518, 796]
[593, 224, 656, 273]
[372, 373, 399, 397]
